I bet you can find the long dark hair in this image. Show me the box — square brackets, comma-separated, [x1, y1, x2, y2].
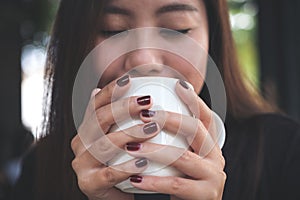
[35, 0, 274, 199]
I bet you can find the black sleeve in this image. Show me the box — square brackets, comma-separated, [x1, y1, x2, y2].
[259, 114, 300, 199]
[280, 125, 300, 199]
[223, 114, 300, 200]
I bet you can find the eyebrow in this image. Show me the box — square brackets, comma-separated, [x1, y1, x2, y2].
[103, 3, 198, 16]
[156, 3, 199, 15]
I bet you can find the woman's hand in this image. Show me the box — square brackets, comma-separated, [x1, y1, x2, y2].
[71, 75, 160, 200]
[70, 75, 226, 200]
[126, 80, 226, 200]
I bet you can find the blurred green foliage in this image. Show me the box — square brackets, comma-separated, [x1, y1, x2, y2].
[228, 0, 260, 87]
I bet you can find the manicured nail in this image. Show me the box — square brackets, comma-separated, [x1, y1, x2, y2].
[143, 122, 158, 134]
[135, 158, 148, 168]
[117, 75, 129, 87]
[137, 95, 151, 106]
[179, 80, 189, 89]
[126, 142, 141, 151]
[130, 175, 143, 183]
[141, 110, 156, 118]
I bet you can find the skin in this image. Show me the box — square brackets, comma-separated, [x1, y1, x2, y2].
[71, 0, 226, 199]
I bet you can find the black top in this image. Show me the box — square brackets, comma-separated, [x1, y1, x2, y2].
[12, 114, 300, 200]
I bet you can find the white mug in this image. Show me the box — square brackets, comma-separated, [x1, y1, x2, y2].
[108, 76, 225, 193]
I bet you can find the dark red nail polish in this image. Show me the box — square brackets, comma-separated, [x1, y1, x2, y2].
[117, 75, 129, 87]
[130, 175, 143, 183]
[137, 95, 151, 106]
[135, 158, 148, 168]
[143, 122, 158, 134]
[126, 142, 141, 151]
[179, 80, 189, 89]
[141, 110, 156, 118]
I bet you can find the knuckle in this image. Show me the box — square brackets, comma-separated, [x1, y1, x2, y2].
[219, 155, 226, 169]
[170, 177, 184, 195]
[208, 189, 219, 200]
[96, 108, 110, 128]
[71, 136, 78, 152]
[103, 84, 113, 97]
[96, 136, 113, 154]
[208, 171, 226, 200]
[103, 167, 117, 185]
[122, 97, 130, 108]
[95, 108, 103, 121]
[78, 176, 92, 194]
[71, 158, 80, 172]
[179, 150, 193, 163]
[220, 171, 227, 183]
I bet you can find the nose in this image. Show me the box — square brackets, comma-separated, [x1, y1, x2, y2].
[124, 49, 164, 76]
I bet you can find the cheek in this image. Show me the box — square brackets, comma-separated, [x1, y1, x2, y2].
[97, 56, 126, 88]
[95, 37, 105, 46]
[189, 27, 209, 54]
[165, 56, 205, 93]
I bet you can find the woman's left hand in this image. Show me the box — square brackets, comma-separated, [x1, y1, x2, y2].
[126, 81, 226, 200]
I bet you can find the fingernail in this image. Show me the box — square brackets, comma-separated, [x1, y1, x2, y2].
[135, 158, 148, 168]
[126, 142, 141, 151]
[141, 110, 156, 118]
[130, 175, 143, 183]
[179, 80, 189, 89]
[117, 75, 129, 87]
[143, 122, 158, 134]
[137, 95, 151, 106]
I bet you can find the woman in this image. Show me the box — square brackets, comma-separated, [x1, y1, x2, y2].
[13, 0, 300, 200]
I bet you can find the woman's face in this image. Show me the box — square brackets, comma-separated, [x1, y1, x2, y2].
[95, 0, 208, 93]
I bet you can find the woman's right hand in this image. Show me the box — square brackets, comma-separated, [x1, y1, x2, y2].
[70, 75, 159, 200]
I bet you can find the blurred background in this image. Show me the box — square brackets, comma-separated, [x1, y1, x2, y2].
[0, 0, 299, 199]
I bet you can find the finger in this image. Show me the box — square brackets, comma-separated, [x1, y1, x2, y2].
[87, 122, 160, 164]
[95, 95, 153, 133]
[74, 158, 148, 195]
[83, 75, 130, 124]
[72, 95, 153, 156]
[141, 110, 218, 155]
[94, 74, 131, 109]
[71, 135, 86, 157]
[141, 110, 199, 146]
[130, 175, 225, 200]
[125, 142, 218, 179]
[175, 80, 213, 129]
[71, 122, 160, 159]
[71, 80, 129, 157]
[82, 75, 132, 128]
[141, 109, 224, 157]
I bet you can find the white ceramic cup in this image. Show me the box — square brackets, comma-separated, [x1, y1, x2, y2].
[108, 76, 225, 193]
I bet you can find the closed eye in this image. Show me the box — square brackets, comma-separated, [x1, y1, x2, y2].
[100, 28, 191, 38]
[159, 28, 191, 37]
[176, 29, 191, 34]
